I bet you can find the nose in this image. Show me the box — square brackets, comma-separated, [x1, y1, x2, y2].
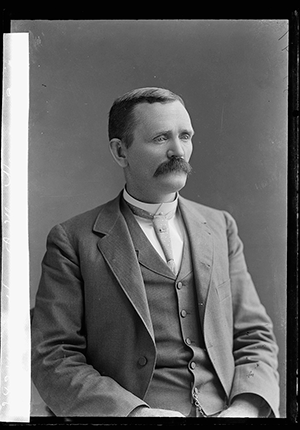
[167, 137, 185, 159]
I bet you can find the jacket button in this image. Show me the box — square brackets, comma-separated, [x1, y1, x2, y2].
[180, 309, 187, 318]
[177, 282, 183, 290]
[137, 356, 147, 367]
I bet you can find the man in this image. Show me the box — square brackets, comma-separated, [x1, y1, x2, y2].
[31, 87, 280, 418]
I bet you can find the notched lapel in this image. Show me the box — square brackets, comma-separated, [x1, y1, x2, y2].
[179, 198, 214, 323]
[93, 197, 155, 340]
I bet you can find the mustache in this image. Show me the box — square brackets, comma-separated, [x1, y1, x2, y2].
[154, 156, 192, 177]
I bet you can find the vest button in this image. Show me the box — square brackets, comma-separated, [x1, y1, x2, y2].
[189, 361, 196, 370]
[180, 309, 187, 317]
[137, 356, 147, 367]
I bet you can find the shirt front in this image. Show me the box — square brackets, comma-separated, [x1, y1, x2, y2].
[123, 188, 184, 274]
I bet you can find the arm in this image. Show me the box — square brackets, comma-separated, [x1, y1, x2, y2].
[31, 224, 147, 416]
[217, 393, 271, 417]
[129, 406, 184, 417]
[222, 211, 280, 417]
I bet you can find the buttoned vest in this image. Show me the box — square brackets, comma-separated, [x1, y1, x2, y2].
[121, 200, 226, 416]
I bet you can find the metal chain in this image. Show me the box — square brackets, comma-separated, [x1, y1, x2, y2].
[192, 387, 208, 418]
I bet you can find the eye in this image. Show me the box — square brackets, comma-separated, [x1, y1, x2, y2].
[180, 133, 192, 141]
[154, 135, 168, 143]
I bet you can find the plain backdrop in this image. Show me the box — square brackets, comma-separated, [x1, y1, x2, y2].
[12, 19, 288, 417]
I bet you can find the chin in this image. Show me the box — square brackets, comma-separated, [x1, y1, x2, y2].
[158, 174, 187, 193]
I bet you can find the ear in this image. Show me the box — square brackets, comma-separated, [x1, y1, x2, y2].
[109, 138, 128, 168]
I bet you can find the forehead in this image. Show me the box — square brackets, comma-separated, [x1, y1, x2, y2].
[133, 101, 192, 134]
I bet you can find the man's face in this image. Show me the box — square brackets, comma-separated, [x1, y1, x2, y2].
[123, 100, 194, 203]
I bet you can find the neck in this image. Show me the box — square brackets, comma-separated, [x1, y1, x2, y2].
[125, 185, 176, 204]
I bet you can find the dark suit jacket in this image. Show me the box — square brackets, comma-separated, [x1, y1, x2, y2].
[31, 193, 280, 417]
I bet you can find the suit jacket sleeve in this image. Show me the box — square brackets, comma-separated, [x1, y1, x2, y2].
[31, 223, 148, 417]
[223, 210, 280, 416]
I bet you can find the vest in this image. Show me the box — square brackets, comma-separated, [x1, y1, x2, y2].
[120, 200, 226, 416]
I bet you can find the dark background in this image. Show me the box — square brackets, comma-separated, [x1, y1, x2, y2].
[12, 20, 288, 417]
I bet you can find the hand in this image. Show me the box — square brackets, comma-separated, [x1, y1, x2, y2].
[129, 406, 185, 417]
[217, 404, 259, 418]
[217, 393, 266, 418]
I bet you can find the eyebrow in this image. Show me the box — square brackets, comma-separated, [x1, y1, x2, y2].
[182, 128, 195, 136]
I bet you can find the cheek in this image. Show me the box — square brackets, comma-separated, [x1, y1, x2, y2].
[185, 142, 193, 160]
[129, 152, 156, 176]
[133, 149, 162, 170]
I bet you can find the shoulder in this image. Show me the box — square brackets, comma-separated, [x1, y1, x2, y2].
[180, 197, 243, 256]
[48, 194, 121, 243]
[179, 196, 236, 229]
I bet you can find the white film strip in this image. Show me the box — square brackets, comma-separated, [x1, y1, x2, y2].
[1, 32, 31, 422]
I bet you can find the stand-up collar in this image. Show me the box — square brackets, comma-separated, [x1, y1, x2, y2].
[123, 187, 178, 219]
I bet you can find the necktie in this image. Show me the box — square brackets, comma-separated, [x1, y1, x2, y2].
[126, 202, 177, 274]
[152, 215, 176, 274]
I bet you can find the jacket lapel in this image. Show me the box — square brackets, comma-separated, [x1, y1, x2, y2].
[92, 194, 155, 341]
[178, 197, 214, 328]
[179, 197, 232, 396]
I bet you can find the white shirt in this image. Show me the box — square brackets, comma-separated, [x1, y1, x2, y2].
[123, 188, 184, 273]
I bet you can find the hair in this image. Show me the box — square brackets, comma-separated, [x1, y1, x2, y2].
[108, 87, 185, 147]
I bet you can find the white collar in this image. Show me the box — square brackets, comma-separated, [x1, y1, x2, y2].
[123, 187, 178, 218]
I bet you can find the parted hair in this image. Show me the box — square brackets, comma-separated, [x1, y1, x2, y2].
[108, 87, 185, 147]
